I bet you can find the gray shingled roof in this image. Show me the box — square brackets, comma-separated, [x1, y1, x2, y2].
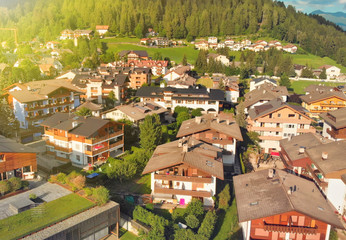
[0, 135, 37, 153]
[142, 137, 224, 179]
[320, 108, 346, 129]
[234, 169, 344, 228]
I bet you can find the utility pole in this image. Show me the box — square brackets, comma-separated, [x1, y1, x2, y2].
[0, 28, 18, 46]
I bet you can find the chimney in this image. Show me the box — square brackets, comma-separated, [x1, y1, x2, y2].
[178, 139, 183, 148]
[226, 119, 230, 125]
[207, 88, 210, 93]
[195, 116, 202, 124]
[268, 169, 275, 179]
[216, 118, 220, 123]
[299, 146, 305, 154]
[183, 144, 188, 153]
[72, 121, 78, 128]
[322, 152, 328, 160]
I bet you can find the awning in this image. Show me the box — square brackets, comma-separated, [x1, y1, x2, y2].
[270, 151, 280, 156]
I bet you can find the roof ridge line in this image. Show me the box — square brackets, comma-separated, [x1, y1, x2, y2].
[278, 172, 296, 212]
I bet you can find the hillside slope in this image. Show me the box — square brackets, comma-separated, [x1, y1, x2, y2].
[311, 10, 346, 31]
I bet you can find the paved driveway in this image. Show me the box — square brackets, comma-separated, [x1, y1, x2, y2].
[0, 181, 71, 220]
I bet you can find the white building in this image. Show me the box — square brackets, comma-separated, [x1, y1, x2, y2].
[95, 25, 109, 35]
[319, 65, 341, 79]
[208, 37, 218, 44]
[320, 108, 346, 141]
[142, 137, 224, 206]
[249, 77, 277, 92]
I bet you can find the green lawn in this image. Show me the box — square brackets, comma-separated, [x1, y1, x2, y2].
[196, 77, 214, 88]
[290, 80, 341, 94]
[213, 199, 242, 240]
[120, 228, 138, 240]
[291, 53, 346, 73]
[101, 37, 140, 43]
[0, 194, 95, 240]
[127, 174, 151, 194]
[105, 43, 199, 64]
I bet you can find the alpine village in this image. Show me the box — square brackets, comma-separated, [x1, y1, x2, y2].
[0, 0, 346, 239]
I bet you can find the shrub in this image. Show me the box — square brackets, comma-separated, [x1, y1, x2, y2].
[72, 175, 86, 190]
[0, 181, 11, 194]
[186, 199, 204, 218]
[145, 203, 154, 211]
[191, 108, 203, 117]
[66, 171, 80, 184]
[197, 210, 217, 239]
[185, 214, 200, 229]
[92, 186, 109, 206]
[22, 180, 29, 189]
[56, 173, 67, 184]
[49, 175, 57, 183]
[8, 177, 22, 191]
[29, 193, 37, 200]
[83, 187, 93, 196]
[218, 184, 231, 209]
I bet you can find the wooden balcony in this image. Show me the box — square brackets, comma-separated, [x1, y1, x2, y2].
[25, 100, 73, 111]
[259, 136, 282, 141]
[327, 128, 346, 139]
[306, 164, 328, 188]
[84, 131, 123, 144]
[45, 141, 72, 153]
[320, 103, 345, 108]
[264, 223, 317, 235]
[85, 140, 124, 156]
[154, 185, 212, 198]
[251, 127, 283, 132]
[154, 174, 212, 183]
[55, 155, 70, 163]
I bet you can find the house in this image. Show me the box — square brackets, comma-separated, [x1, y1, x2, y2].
[140, 38, 151, 45]
[166, 74, 196, 89]
[86, 74, 129, 104]
[279, 133, 328, 175]
[4, 79, 82, 141]
[129, 68, 151, 89]
[268, 40, 281, 47]
[153, 37, 170, 47]
[163, 65, 191, 82]
[39, 57, 63, 74]
[217, 42, 225, 49]
[252, 44, 265, 52]
[224, 39, 235, 45]
[60, 29, 74, 40]
[224, 80, 239, 103]
[247, 98, 315, 153]
[0, 135, 37, 180]
[320, 108, 346, 141]
[136, 86, 224, 113]
[208, 37, 218, 44]
[234, 169, 344, 240]
[319, 65, 341, 79]
[73, 29, 93, 39]
[243, 83, 288, 114]
[41, 113, 124, 167]
[304, 141, 346, 217]
[249, 77, 277, 91]
[255, 40, 268, 46]
[241, 39, 252, 46]
[207, 53, 230, 66]
[119, 50, 149, 61]
[102, 101, 168, 125]
[300, 86, 346, 118]
[142, 136, 224, 206]
[46, 41, 61, 49]
[195, 41, 209, 50]
[294, 64, 306, 77]
[176, 113, 243, 165]
[128, 60, 168, 76]
[283, 44, 298, 53]
[95, 25, 109, 35]
[76, 101, 103, 117]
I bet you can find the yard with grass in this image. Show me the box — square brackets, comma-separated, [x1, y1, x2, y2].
[108, 174, 151, 195]
[196, 77, 214, 88]
[290, 80, 341, 94]
[291, 54, 346, 73]
[0, 194, 94, 240]
[119, 228, 138, 240]
[101, 37, 140, 43]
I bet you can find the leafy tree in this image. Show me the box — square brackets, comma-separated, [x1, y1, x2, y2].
[118, 119, 139, 150]
[92, 186, 109, 206]
[139, 114, 162, 151]
[0, 99, 19, 138]
[279, 73, 291, 88]
[104, 158, 137, 183]
[8, 177, 22, 191]
[185, 214, 200, 229]
[174, 228, 197, 240]
[177, 111, 191, 126]
[320, 67, 327, 79]
[197, 210, 217, 239]
[218, 184, 231, 209]
[236, 102, 247, 128]
[0, 181, 11, 195]
[75, 107, 92, 117]
[186, 199, 204, 218]
[153, 52, 163, 60]
[191, 108, 203, 117]
[182, 54, 188, 66]
[174, 106, 189, 117]
[301, 67, 314, 78]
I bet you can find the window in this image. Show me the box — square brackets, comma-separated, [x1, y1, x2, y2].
[269, 113, 272, 118]
[0, 154, 4, 162]
[288, 114, 295, 118]
[276, 123, 280, 127]
[278, 113, 281, 117]
[76, 155, 81, 161]
[260, 123, 265, 127]
[276, 132, 279, 136]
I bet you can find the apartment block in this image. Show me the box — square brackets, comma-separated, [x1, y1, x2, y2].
[129, 68, 151, 89]
[142, 137, 224, 206]
[247, 99, 315, 153]
[320, 108, 346, 141]
[41, 113, 124, 167]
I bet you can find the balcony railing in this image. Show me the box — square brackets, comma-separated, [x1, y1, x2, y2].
[85, 131, 123, 144]
[306, 164, 328, 188]
[154, 174, 212, 183]
[154, 184, 212, 198]
[264, 223, 317, 235]
[85, 140, 124, 156]
[25, 100, 74, 111]
[46, 141, 72, 153]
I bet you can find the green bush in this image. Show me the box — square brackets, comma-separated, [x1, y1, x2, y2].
[92, 186, 109, 206]
[186, 199, 204, 218]
[133, 205, 169, 231]
[56, 173, 67, 184]
[0, 181, 11, 194]
[66, 171, 80, 185]
[22, 180, 29, 189]
[72, 175, 86, 190]
[185, 214, 200, 229]
[29, 193, 37, 200]
[145, 203, 154, 211]
[83, 187, 93, 196]
[8, 177, 22, 191]
[191, 108, 203, 117]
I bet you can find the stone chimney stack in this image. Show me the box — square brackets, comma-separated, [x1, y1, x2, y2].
[183, 144, 188, 153]
[268, 169, 275, 179]
[178, 139, 183, 148]
[195, 116, 202, 124]
[322, 152, 328, 160]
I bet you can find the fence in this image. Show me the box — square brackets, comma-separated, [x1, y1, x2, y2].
[120, 213, 150, 236]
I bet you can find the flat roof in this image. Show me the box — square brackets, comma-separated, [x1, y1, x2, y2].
[0, 135, 37, 153]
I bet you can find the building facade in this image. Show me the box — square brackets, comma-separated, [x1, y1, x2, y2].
[41, 113, 124, 167]
[320, 108, 346, 141]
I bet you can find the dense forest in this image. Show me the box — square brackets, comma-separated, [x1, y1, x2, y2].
[0, 0, 345, 65]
